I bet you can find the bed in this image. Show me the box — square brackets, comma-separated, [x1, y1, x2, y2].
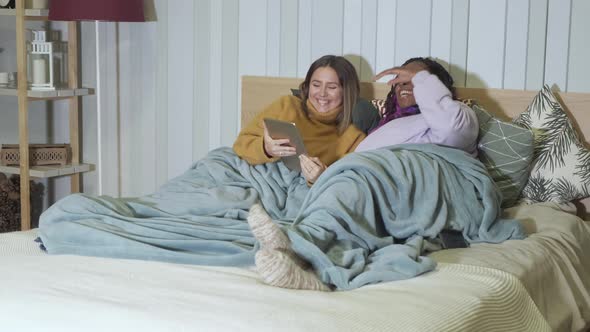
[1, 76, 589, 332]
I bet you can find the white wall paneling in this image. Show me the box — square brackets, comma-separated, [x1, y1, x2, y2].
[342, 0, 363, 74]
[193, 0, 210, 163]
[266, 0, 281, 77]
[374, 0, 396, 82]
[544, 0, 572, 91]
[567, 0, 590, 93]
[466, 0, 507, 88]
[296, 0, 312, 78]
[118, 22, 158, 197]
[310, 0, 344, 62]
[503, 0, 529, 90]
[359, 0, 378, 81]
[79, 22, 98, 196]
[166, 0, 195, 180]
[96, 22, 120, 196]
[238, 0, 268, 131]
[430, 0, 452, 71]
[526, 0, 549, 90]
[449, 0, 470, 87]
[24, 0, 590, 197]
[220, 0, 239, 149]
[154, 0, 169, 189]
[208, 0, 223, 151]
[238, 0, 268, 77]
[394, 0, 432, 69]
[279, 0, 299, 78]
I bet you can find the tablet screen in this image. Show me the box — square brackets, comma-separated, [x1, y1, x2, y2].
[263, 118, 307, 171]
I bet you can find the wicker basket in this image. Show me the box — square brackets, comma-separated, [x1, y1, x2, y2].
[0, 144, 71, 166]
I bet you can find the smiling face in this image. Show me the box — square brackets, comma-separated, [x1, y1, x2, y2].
[394, 61, 428, 108]
[307, 66, 343, 113]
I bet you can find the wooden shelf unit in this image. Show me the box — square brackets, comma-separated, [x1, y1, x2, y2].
[2, 1, 94, 230]
[0, 163, 93, 178]
[0, 8, 49, 17]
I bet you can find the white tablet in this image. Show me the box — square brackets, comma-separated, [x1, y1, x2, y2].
[263, 118, 307, 171]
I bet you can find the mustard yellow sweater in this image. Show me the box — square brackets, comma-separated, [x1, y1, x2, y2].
[233, 95, 366, 166]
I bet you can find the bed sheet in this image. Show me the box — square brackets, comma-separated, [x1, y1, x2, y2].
[0, 203, 588, 332]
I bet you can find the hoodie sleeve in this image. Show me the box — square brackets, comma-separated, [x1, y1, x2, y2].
[412, 70, 479, 156]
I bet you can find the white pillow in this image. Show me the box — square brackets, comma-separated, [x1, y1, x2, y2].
[512, 85, 590, 203]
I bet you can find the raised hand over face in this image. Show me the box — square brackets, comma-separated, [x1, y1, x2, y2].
[374, 61, 428, 108]
[373, 61, 428, 86]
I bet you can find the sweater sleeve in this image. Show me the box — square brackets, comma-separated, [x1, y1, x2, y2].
[346, 130, 366, 154]
[232, 99, 285, 165]
[412, 70, 479, 155]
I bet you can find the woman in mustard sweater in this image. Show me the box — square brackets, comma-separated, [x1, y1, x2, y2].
[233, 55, 366, 185]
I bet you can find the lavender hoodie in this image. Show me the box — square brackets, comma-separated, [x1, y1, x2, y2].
[355, 70, 479, 157]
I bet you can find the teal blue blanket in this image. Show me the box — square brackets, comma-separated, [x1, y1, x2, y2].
[39, 144, 525, 290]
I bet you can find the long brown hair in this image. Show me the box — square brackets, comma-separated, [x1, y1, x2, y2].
[299, 55, 360, 134]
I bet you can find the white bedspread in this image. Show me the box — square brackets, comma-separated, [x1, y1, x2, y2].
[0, 203, 588, 332]
[431, 202, 590, 332]
[0, 244, 547, 331]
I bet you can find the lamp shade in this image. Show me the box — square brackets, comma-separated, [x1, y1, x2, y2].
[48, 0, 145, 22]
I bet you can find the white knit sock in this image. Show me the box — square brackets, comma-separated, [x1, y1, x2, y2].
[255, 248, 331, 292]
[247, 203, 290, 250]
[248, 203, 309, 269]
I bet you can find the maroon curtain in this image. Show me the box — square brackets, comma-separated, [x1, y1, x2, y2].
[49, 0, 145, 22]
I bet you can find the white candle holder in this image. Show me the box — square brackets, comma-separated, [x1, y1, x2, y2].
[28, 30, 55, 91]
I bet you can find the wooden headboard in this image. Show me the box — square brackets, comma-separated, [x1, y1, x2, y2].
[241, 75, 590, 220]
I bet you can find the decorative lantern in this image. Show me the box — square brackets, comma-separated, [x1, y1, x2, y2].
[28, 30, 55, 91]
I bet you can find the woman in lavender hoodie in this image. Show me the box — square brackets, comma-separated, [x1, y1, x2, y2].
[355, 57, 478, 157]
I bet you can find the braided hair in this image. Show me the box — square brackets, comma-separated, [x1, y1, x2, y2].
[383, 57, 455, 117]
